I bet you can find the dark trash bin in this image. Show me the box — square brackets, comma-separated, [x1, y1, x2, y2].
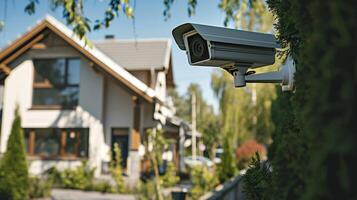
[171, 191, 186, 200]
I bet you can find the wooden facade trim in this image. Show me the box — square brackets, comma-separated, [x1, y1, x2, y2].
[60, 130, 67, 157]
[1, 33, 46, 65]
[0, 64, 11, 75]
[28, 131, 35, 156]
[0, 23, 47, 61]
[131, 98, 142, 151]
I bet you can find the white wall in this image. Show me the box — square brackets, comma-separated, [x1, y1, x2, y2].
[104, 80, 134, 141]
[0, 46, 108, 176]
[103, 80, 133, 169]
[155, 71, 167, 100]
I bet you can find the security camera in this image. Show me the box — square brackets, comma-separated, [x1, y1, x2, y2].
[172, 23, 296, 91]
[173, 23, 279, 68]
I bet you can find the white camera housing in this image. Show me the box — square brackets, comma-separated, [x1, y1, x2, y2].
[172, 23, 296, 91]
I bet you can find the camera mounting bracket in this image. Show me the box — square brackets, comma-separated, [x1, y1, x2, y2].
[226, 62, 296, 92]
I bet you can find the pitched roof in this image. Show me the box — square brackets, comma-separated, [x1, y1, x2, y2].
[94, 39, 172, 70]
[0, 15, 163, 103]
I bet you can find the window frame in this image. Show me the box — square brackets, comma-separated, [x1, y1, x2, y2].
[32, 57, 80, 110]
[24, 128, 89, 160]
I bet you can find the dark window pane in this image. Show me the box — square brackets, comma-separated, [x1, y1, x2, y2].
[34, 129, 61, 157]
[24, 130, 30, 153]
[33, 58, 79, 108]
[65, 130, 78, 155]
[62, 129, 89, 157]
[33, 88, 62, 106]
[34, 59, 65, 85]
[79, 129, 89, 157]
[33, 87, 78, 108]
[23, 128, 89, 158]
[61, 87, 79, 108]
[67, 59, 80, 85]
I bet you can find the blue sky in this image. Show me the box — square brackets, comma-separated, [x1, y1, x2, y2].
[0, 0, 231, 111]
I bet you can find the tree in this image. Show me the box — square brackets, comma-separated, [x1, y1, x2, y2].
[190, 165, 218, 200]
[211, 71, 254, 147]
[210, 0, 280, 147]
[167, 88, 190, 122]
[0, 107, 30, 200]
[266, 0, 356, 199]
[144, 128, 167, 200]
[242, 153, 271, 200]
[169, 84, 220, 159]
[243, 0, 356, 199]
[202, 118, 220, 161]
[161, 162, 180, 188]
[217, 136, 238, 183]
[188, 84, 220, 159]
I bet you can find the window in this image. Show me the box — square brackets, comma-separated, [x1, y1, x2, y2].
[33, 58, 80, 109]
[24, 128, 89, 159]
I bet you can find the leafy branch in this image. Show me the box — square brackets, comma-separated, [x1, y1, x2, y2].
[163, 0, 197, 20]
[93, 0, 133, 31]
[18, 0, 270, 46]
[25, 0, 93, 46]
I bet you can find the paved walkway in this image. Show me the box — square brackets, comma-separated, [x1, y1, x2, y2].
[51, 189, 136, 200]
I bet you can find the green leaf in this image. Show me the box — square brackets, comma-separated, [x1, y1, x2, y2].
[0, 21, 4, 31]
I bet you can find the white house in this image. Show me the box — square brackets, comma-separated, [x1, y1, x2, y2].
[0, 15, 188, 185]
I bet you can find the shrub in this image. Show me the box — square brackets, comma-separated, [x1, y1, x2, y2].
[244, 0, 357, 199]
[242, 153, 271, 200]
[190, 166, 218, 200]
[137, 180, 157, 200]
[0, 107, 30, 200]
[85, 181, 116, 193]
[48, 160, 95, 190]
[110, 143, 126, 193]
[61, 161, 95, 190]
[161, 162, 180, 188]
[28, 177, 52, 198]
[47, 161, 120, 194]
[236, 140, 267, 169]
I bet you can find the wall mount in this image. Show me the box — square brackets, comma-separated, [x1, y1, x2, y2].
[228, 62, 296, 92]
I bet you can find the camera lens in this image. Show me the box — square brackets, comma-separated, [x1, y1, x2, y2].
[187, 33, 209, 63]
[191, 39, 205, 57]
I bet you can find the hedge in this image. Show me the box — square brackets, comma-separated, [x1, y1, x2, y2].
[244, 0, 357, 199]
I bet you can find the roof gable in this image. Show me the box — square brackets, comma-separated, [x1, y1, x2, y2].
[0, 15, 160, 103]
[94, 39, 171, 70]
[94, 39, 175, 87]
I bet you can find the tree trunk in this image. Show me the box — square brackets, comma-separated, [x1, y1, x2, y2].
[210, 142, 217, 162]
[151, 153, 163, 200]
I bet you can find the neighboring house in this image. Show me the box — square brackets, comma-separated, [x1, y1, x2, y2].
[0, 15, 188, 185]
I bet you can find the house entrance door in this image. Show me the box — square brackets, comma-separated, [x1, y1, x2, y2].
[111, 128, 129, 168]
